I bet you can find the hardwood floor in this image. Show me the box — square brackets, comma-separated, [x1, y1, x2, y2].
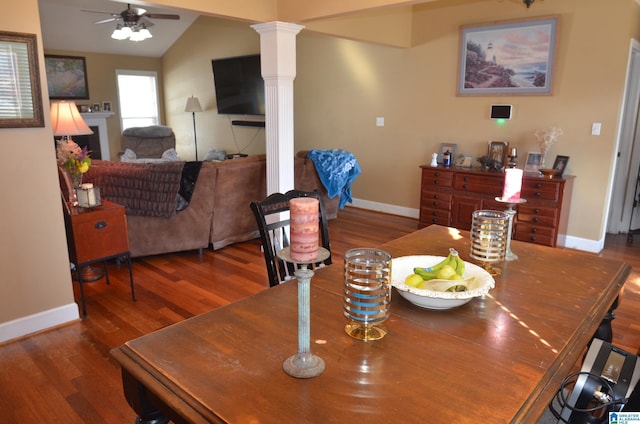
[1, 207, 639, 423]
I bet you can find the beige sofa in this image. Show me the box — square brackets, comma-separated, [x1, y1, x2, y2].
[86, 154, 338, 258]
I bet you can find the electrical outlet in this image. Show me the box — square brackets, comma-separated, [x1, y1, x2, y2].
[376, 117, 384, 127]
[592, 122, 602, 136]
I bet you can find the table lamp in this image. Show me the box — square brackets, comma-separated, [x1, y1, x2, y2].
[185, 96, 202, 161]
[50, 100, 93, 142]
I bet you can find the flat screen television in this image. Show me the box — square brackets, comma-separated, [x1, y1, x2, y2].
[211, 54, 265, 116]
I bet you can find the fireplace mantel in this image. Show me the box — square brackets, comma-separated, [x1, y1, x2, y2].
[81, 112, 115, 160]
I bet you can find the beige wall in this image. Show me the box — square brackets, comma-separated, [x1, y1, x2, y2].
[42, 50, 164, 161]
[296, 0, 640, 246]
[161, 0, 640, 247]
[0, 1, 78, 335]
[163, 17, 266, 160]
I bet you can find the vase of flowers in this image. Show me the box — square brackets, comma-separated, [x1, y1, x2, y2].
[56, 139, 91, 206]
[534, 127, 563, 169]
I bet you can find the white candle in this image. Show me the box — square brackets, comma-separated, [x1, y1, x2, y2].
[80, 183, 93, 189]
[502, 168, 523, 202]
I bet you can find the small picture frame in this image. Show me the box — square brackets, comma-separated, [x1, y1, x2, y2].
[92, 103, 100, 112]
[487, 141, 509, 166]
[525, 152, 542, 173]
[553, 155, 569, 176]
[102, 101, 112, 112]
[455, 154, 474, 168]
[438, 143, 457, 164]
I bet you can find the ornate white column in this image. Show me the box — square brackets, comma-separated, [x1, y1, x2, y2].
[252, 21, 304, 195]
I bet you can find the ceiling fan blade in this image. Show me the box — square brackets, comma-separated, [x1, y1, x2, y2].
[138, 17, 155, 27]
[144, 13, 180, 20]
[95, 17, 118, 24]
[81, 9, 118, 16]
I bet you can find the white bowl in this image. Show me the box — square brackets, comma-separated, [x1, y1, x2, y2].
[391, 255, 495, 310]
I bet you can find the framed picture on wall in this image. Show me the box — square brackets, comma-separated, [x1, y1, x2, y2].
[45, 54, 89, 100]
[457, 16, 559, 96]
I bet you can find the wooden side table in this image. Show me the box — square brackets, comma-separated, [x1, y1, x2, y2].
[62, 199, 135, 317]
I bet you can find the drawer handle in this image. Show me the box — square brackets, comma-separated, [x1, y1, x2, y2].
[432, 211, 438, 216]
[535, 192, 542, 197]
[464, 176, 468, 181]
[432, 202, 438, 207]
[533, 217, 539, 223]
[535, 209, 540, 214]
[433, 194, 439, 199]
[434, 179, 439, 185]
[95, 221, 107, 230]
[530, 236, 537, 241]
[431, 218, 438, 223]
[434, 172, 440, 177]
[463, 184, 468, 189]
[531, 228, 538, 233]
[535, 183, 542, 189]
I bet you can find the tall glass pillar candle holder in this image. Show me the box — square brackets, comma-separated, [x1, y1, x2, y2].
[279, 196, 325, 379]
[469, 210, 509, 276]
[343, 248, 392, 341]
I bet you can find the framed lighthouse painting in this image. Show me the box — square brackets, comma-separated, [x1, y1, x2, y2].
[457, 16, 558, 96]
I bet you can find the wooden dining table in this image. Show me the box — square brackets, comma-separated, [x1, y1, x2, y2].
[111, 225, 631, 424]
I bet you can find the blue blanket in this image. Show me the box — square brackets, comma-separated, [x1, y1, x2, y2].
[307, 149, 361, 209]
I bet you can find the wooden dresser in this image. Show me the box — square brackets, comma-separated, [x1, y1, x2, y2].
[419, 166, 574, 247]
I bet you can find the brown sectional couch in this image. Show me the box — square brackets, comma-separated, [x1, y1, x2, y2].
[87, 153, 338, 258]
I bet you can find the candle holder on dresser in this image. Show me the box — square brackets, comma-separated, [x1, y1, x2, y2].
[277, 246, 330, 378]
[495, 197, 527, 261]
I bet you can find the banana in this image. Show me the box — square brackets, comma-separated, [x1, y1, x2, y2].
[423, 254, 453, 273]
[454, 254, 465, 277]
[413, 267, 438, 281]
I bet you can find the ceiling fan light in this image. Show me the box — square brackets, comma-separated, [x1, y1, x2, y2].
[139, 28, 152, 39]
[111, 25, 128, 40]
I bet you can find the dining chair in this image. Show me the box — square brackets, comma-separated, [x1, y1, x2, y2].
[250, 190, 332, 287]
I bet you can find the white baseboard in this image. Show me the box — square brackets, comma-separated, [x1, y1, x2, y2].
[349, 198, 603, 253]
[350, 198, 420, 219]
[0, 303, 79, 343]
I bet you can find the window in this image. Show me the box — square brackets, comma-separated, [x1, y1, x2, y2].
[116, 70, 159, 130]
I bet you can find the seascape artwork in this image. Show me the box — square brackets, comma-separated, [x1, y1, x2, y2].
[458, 18, 557, 95]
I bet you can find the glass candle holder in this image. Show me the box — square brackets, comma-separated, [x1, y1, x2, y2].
[469, 210, 509, 276]
[343, 248, 392, 341]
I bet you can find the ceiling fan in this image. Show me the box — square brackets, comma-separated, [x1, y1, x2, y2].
[82, 3, 180, 41]
[83, 3, 180, 27]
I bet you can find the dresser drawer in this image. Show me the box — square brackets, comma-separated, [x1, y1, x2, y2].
[420, 190, 452, 211]
[513, 223, 556, 247]
[422, 169, 454, 187]
[70, 205, 130, 263]
[517, 205, 558, 228]
[522, 180, 561, 202]
[419, 207, 451, 226]
[453, 173, 502, 196]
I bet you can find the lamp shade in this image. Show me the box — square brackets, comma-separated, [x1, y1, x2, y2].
[185, 96, 202, 113]
[50, 101, 93, 137]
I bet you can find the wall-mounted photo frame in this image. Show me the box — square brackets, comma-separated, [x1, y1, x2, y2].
[45, 54, 89, 100]
[525, 152, 542, 173]
[553, 155, 569, 176]
[0, 31, 44, 128]
[458, 16, 558, 96]
[488, 141, 509, 166]
[438, 143, 457, 164]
